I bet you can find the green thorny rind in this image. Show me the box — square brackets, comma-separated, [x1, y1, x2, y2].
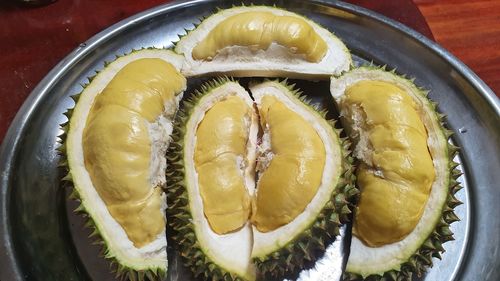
[338, 65, 463, 281]
[57, 48, 174, 281]
[251, 79, 357, 280]
[166, 77, 250, 281]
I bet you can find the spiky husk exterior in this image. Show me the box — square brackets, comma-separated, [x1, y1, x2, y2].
[58, 48, 172, 281]
[251, 80, 358, 280]
[166, 77, 250, 281]
[338, 66, 463, 281]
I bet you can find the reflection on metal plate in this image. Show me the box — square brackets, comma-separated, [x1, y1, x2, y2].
[293, 226, 347, 281]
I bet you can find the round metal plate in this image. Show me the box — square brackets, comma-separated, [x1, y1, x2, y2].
[1, 0, 499, 280]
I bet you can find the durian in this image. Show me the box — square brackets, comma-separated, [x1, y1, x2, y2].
[175, 6, 352, 79]
[56, 5, 461, 280]
[249, 80, 355, 280]
[167, 78, 258, 281]
[61, 49, 186, 280]
[167, 78, 355, 281]
[330, 66, 462, 280]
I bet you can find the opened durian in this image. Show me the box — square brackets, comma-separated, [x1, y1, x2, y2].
[167, 79, 258, 281]
[330, 67, 462, 280]
[62, 49, 186, 280]
[167, 78, 354, 280]
[175, 6, 352, 79]
[249, 81, 355, 279]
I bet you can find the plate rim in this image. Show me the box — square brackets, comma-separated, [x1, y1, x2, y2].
[1, 0, 498, 280]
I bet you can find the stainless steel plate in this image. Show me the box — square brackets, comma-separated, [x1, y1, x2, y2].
[1, 0, 499, 280]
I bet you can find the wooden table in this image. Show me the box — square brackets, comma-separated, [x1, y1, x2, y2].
[416, 0, 500, 101]
[0, 0, 484, 142]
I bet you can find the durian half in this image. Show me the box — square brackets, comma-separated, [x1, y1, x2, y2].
[167, 78, 258, 281]
[175, 6, 352, 79]
[330, 67, 462, 280]
[167, 78, 355, 281]
[62, 49, 186, 280]
[249, 80, 355, 279]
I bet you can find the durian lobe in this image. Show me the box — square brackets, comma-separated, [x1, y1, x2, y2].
[64, 48, 186, 280]
[249, 80, 355, 280]
[175, 6, 352, 79]
[194, 95, 253, 234]
[83, 58, 185, 247]
[192, 12, 327, 62]
[342, 80, 435, 247]
[167, 78, 257, 281]
[251, 95, 326, 232]
[330, 66, 462, 280]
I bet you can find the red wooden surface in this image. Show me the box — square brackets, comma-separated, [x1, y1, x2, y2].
[416, 0, 500, 99]
[0, 0, 431, 142]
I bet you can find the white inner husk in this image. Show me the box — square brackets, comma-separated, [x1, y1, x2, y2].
[255, 125, 273, 174]
[184, 81, 258, 278]
[330, 68, 450, 277]
[249, 81, 342, 258]
[149, 94, 184, 188]
[175, 6, 351, 79]
[66, 49, 185, 270]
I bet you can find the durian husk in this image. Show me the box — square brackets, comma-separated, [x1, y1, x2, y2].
[173, 5, 352, 79]
[330, 66, 462, 281]
[250, 80, 358, 280]
[59, 48, 185, 281]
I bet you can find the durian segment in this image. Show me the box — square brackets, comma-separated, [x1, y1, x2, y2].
[194, 96, 253, 234]
[342, 81, 435, 247]
[168, 79, 258, 281]
[175, 6, 352, 79]
[330, 67, 460, 279]
[192, 12, 327, 62]
[249, 80, 350, 277]
[83, 58, 186, 247]
[65, 49, 185, 275]
[251, 95, 326, 232]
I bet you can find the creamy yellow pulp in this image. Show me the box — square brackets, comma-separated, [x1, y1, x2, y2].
[194, 94, 327, 234]
[83, 58, 186, 247]
[251, 96, 326, 232]
[342, 81, 435, 247]
[192, 12, 327, 62]
[194, 96, 252, 234]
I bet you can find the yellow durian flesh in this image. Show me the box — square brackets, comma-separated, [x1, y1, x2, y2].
[341, 80, 435, 247]
[251, 95, 326, 232]
[194, 96, 252, 234]
[83, 58, 186, 247]
[192, 12, 327, 63]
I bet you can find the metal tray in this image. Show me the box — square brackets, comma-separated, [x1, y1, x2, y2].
[1, 0, 499, 280]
